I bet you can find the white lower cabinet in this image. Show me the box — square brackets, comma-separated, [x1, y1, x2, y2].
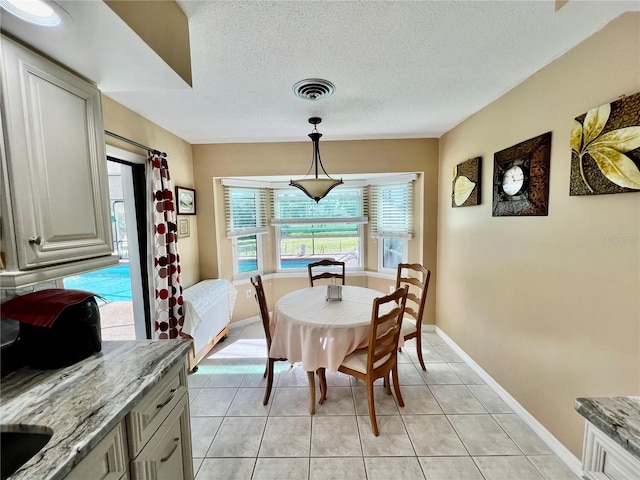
[126, 363, 187, 458]
[582, 421, 640, 480]
[129, 393, 192, 480]
[63, 361, 193, 480]
[64, 421, 129, 480]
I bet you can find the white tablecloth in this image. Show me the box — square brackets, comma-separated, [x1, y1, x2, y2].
[270, 285, 387, 373]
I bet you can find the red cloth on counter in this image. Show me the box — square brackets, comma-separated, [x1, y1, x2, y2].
[1, 289, 99, 328]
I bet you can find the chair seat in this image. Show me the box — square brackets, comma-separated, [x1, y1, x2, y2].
[401, 317, 417, 337]
[341, 348, 392, 374]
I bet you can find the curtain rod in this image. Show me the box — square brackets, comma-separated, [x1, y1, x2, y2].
[104, 130, 163, 155]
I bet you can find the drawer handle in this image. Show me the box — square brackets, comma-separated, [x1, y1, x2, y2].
[156, 388, 177, 409]
[28, 236, 42, 245]
[160, 438, 180, 463]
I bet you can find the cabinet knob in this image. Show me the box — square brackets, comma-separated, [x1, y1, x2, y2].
[28, 236, 42, 245]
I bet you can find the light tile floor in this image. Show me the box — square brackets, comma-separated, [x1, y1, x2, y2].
[187, 320, 580, 480]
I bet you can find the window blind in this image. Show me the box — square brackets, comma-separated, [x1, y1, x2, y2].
[271, 187, 367, 225]
[224, 186, 268, 238]
[370, 181, 413, 238]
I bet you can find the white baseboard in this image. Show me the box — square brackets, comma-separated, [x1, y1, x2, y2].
[434, 326, 583, 477]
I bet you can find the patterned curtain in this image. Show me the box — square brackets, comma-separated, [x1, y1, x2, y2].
[148, 152, 185, 339]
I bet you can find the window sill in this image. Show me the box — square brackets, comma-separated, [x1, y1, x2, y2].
[231, 269, 395, 286]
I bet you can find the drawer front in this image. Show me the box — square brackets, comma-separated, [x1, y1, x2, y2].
[64, 421, 128, 480]
[582, 421, 640, 480]
[129, 393, 192, 480]
[126, 363, 187, 457]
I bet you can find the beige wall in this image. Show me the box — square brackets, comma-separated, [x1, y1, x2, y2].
[437, 12, 640, 458]
[192, 139, 439, 323]
[104, 0, 192, 86]
[102, 95, 200, 288]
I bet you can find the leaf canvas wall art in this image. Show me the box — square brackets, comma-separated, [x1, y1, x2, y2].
[570, 92, 640, 195]
[452, 157, 481, 207]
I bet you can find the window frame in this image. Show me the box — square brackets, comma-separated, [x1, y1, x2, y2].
[274, 222, 364, 272]
[222, 185, 268, 280]
[232, 233, 263, 279]
[369, 179, 414, 273]
[377, 236, 408, 273]
[272, 186, 366, 273]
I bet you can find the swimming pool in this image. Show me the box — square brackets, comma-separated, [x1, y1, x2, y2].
[238, 257, 336, 273]
[63, 263, 132, 302]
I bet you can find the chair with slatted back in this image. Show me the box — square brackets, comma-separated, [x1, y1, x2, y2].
[307, 259, 346, 286]
[318, 286, 408, 436]
[395, 263, 431, 370]
[250, 275, 288, 405]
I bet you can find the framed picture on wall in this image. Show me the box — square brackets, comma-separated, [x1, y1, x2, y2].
[178, 217, 190, 238]
[492, 132, 552, 217]
[570, 91, 640, 195]
[452, 156, 482, 207]
[176, 186, 196, 215]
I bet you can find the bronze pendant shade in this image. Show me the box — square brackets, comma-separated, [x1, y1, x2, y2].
[290, 117, 343, 202]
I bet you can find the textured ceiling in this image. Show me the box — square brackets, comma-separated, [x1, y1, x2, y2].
[2, 1, 639, 144]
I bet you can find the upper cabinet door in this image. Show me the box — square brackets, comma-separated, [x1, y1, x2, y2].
[1, 37, 113, 269]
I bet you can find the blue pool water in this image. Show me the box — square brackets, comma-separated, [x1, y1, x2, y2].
[238, 257, 334, 273]
[64, 263, 132, 302]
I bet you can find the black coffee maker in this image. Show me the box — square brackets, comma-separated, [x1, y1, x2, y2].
[1, 291, 102, 373]
[20, 296, 102, 369]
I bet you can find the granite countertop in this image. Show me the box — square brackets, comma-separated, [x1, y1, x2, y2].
[0, 339, 192, 480]
[575, 396, 640, 459]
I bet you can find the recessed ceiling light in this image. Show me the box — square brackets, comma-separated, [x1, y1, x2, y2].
[0, 0, 69, 27]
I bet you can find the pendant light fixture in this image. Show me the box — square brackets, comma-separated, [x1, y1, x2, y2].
[290, 117, 343, 202]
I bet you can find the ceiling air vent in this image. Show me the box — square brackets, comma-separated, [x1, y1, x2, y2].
[293, 78, 335, 101]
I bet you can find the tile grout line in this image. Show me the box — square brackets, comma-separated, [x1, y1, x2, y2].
[189, 324, 578, 480]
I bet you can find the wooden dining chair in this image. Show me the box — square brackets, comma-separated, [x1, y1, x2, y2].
[395, 263, 431, 370]
[307, 259, 346, 286]
[318, 286, 408, 436]
[250, 275, 288, 405]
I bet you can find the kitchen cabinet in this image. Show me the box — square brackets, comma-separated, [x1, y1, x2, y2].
[0, 35, 117, 288]
[2, 341, 192, 480]
[126, 362, 188, 457]
[61, 356, 193, 480]
[582, 421, 640, 480]
[128, 362, 193, 480]
[129, 393, 192, 480]
[63, 421, 129, 480]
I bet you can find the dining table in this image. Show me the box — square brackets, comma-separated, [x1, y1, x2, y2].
[269, 284, 391, 414]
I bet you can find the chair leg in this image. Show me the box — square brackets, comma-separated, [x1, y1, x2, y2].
[366, 379, 379, 436]
[263, 358, 274, 405]
[415, 333, 426, 371]
[263, 359, 268, 378]
[392, 365, 404, 407]
[317, 368, 327, 404]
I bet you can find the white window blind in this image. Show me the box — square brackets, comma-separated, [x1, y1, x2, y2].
[370, 181, 413, 238]
[224, 186, 268, 238]
[271, 187, 367, 225]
